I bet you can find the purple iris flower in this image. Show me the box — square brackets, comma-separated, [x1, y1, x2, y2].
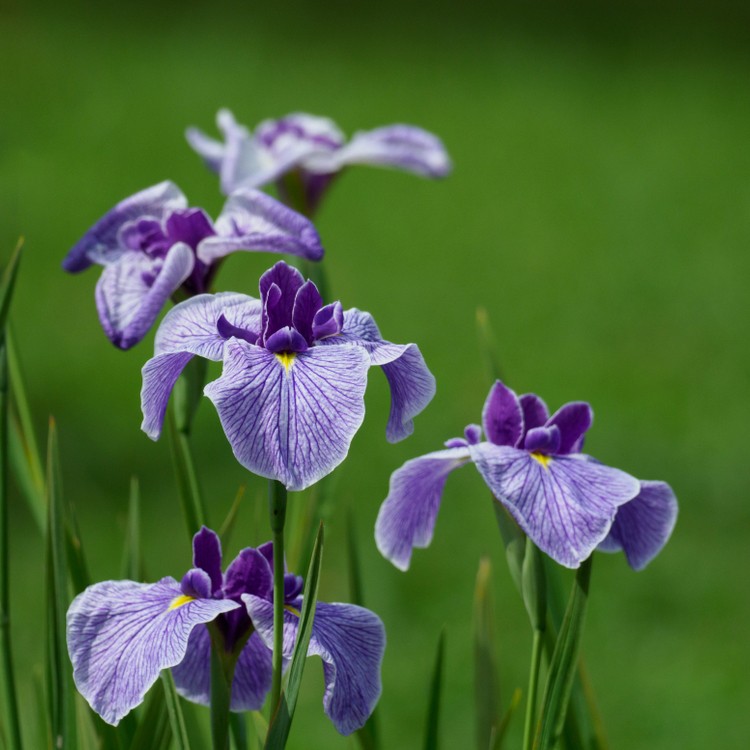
[186, 109, 452, 213]
[66, 527, 385, 734]
[141, 260, 435, 491]
[375, 380, 678, 570]
[62, 181, 323, 349]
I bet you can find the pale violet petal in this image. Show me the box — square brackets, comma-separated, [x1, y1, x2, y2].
[66, 578, 239, 725]
[243, 595, 385, 735]
[469, 443, 640, 568]
[199, 189, 323, 264]
[203, 341, 370, 491]
[94, 242, 194, 350]
[375, 447, 471, 571]
[63, 181, 187, 272]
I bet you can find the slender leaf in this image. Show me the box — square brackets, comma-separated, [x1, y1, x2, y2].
[535, 557, 593, 750]
[493, 504, 525, 592]
[346, 511, 379, 750]
[219, 484, 246, 550]
[0, 341, 22, 749]
[473, 558, 499, 750]
[167, 409, 206, 537]
[264, 523, 324, 750]
[229, 713, 248, 750]
[475, 306, 504, 382]
[128, 685, 169, 750]
[173, 356, 208, 436]
[491, 688, 522, 750]
[248, 711, 268, 749]
[0, 241, 22, 333]
[45, 419, 76, 749]
[161, 671, 192, 750]
[423, 629, 446, 750]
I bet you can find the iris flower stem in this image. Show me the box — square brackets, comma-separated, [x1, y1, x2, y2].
[208, 625, 239, 750]
[269, 479, 288, 712]
[522, 628, 544, 750]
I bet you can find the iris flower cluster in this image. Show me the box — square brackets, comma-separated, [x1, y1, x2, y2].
[62, 107, 677, 743]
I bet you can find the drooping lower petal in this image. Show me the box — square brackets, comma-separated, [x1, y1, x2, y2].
[66, 578, 239, 725]
[199, 189, 324, 264]
[322, 308, 436, 441]
[63, 181, 187, 272]
[95, 243, 194, 349]
[469, 443, 640, 568]
[204, 341, 370, 491]
[171, 625, 272, 711]
[243, 596, 385, 735]
[598, 481, 678, 570]
[304, 124, 452, 179]
[375, 447, 471, 571]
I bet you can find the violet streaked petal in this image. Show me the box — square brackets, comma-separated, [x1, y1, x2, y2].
[264, 327, 309, 354]
[199, 189, 324, 264]
[223, 548, 273, 601]
[482, 380, 524, 448]
[444, 438, 468, 448]
[375, 447, 471, 571]
[523, 425, 561, 455]
[165, 208, 216, 248]
[172, 626, 272, 711]
[141, 293, 262, 440]
[66, 578, 239, 725]
[519, 393, 549, 432]
[464, 424, 482, 445]
[63, 181, 187, 272]
[305, 124, 451, 179]
[599, 481, 678, 571]
[260, 261, 305, 342]
[185, 127, 226, 172]
[546, 402, 593, 455]
[321, 309, 435, 442]
[217, 314, 258, 346]
[204, 341, 370, 491]
[469, 443, 640, 568]
[192, 527, 223, 595]
[95, 242, 194, 350]
[292, 280, 323, 344]
[243, 596, 385, 735]
[312, 302, 344, 341]
[180, 569, 213, 599]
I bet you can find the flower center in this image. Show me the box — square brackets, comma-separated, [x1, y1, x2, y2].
[275, 352, 296, 372]
[530, 452, 552, 469]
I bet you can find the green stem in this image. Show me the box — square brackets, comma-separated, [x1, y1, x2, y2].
[209, 625, 240, 750]
[523, 629, 544, 750]
[0, 341, 22, 750]
[268, 480, 288, 713]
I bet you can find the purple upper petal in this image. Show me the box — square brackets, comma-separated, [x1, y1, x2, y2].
[546, 402, 593, 455]
[304, 124, 452, 179]
[203, 340, 370, 491]
[63, 181, 187, 272]
[519, 393, 549, 432]
[140, 293, 261, 440]
[312, 302, 344, 341]
[469, 443, 640, 568]
[260, 262, 305, 344]
[95, 242, 194, 350]
[199, 189, 324, 264]
[223, 548, 273, 601]
[193, 527, 223, 596]
[375, 447, 471, 571]
[243, 596, 385, 735]
[171, 626, 272, 711]
[523, 425, 561, 455]
[598, 480, 678, 570]
[482, 380, 524, 448]
[66, 578, 239, 725]
[292, 281, 323, 344]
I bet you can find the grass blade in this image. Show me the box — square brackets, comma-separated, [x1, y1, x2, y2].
[229, 713, 248, 750]
[264, 522, 324, 750]
[491, 688, 522, 750]
[160, 671, 192, 750]
[423, 628, 446, 750]
[535, 557, 593, 750]
[473, 558, 499, 750]
[128, 683, 169, 750]
[475, 307, 504, 382]
[167, 408, 206, 537]
[45, 419, 76, 749]
[219, 484, 246, 551]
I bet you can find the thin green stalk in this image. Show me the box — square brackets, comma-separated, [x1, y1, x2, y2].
[0, 341, 22, 749]
[167, 409, 206, 536]
[208, 626, 239, 750]
[268, 480, 287, 712]
[522, 629, 544, 750]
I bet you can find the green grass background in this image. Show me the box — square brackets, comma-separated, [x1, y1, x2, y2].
[2, 1, 749, 747]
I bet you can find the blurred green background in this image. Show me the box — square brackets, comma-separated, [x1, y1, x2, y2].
[2, 1, 749, 747]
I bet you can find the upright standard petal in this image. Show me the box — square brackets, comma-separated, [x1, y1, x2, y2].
[470, 443, 641, 568]
[171, 626, 272, 711]
[598, 481, 678, 570]
[306, 124, 452, 178]
[204, 340, 370, 491]
[243, 596, 385, 735]
[63, 181, 187, 272]
[482, 380, 524, 448]
[141, 292, 261, 439]
[376, 447, 471, 570]
[66, 578, 239, 725]
[324, 309, 436, 442]
[95, 242, 194, 350]
[546, 402, 593, 455]
[199, 189, 324, 264]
